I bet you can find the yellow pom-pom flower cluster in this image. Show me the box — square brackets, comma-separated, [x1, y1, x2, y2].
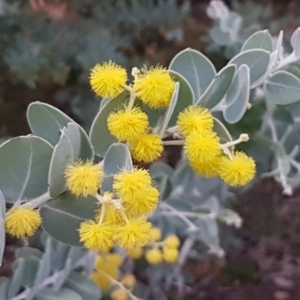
[129, 133, 163, 163]
[64, 160, 104, 197]
[107, 107, 149, 142]
[107, 107, 163, 162]
[79, 168, 159, 252]
[177, 105, 256, 186]
[139, 229, 180, 265]
[90, 61, 127, 99]
[5, 206, 42, 239]
[91, 252, 136, 299]
[133, 66, 175, 109]
[91, 253, 123, 289]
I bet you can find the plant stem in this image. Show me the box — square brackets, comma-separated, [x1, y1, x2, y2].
[124, 85, 136, 111]
[159, 203, 198, 230]
[22, 192, 50, 209]
[162, 140, 184, 146]
[95, 269, 140, 300]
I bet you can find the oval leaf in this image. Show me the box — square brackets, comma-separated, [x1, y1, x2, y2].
[228, 49, 270, 86]
[197, 65, 236, 109]
[0, 192, 4, 265]
[35, 287, 83, 300]
[0, 136, 53, 203]
[264, 71, 300, 105]
[27, 102, 93, 160]
[64, 272, 101, 300]
[275, 30, 284, 61]
[0, 219, 4, 267]
[8, 258, 25, 298]
[158, 82, 180, 136]
[169, 48, 216, 101]
[102, 143, 133, 191]
[48, 123, 81, 198]
[224, 64, 250, 124]
[168, 71, 194, 126]
[213, 117, 232, 143]
[89, 91, 129, 157]
[40, 193, 98, 246]
[241, 30, 273, 52]
[291, 27, 300, 58]
[0, 277, 9, 300]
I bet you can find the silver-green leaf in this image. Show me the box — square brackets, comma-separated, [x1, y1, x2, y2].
[27, 102, 93, 160]
[169, 48, 216, 101]
[40, 193, 98, 246]
[89, 91, 129, 157]
[241, 30, 273, 52]
[228, 49, 270, 86]
[264, 71, 300, 105]
[0, 136, 53, 203]
[48, 123, 81, 198]
[197, 64, 235, 109]
[224, 64, 250, 124]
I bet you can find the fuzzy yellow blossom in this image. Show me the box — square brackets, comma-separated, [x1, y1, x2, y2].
[79, 221, 115, 251]
[123, 185, 159, 216]
[111, 289, 128, 300]
[219, 151, 256, 186]
[145, 248, 163, 264]
[113, 168, 152, 200]
[185, 130, 220, 164]
[127, 246, 143, 259]
[96, 203, 124, 225]
[163, 248, 179, 263]
[90, 61, 127, 99]
[121, 274, 136, 288]
[148, 227, 162, 242]
[177, 105, 213, 136]
[164, 235, 180, 249]
[130, 133, 163, 163]
[190, 156, 222, 178]
[64, 160, 103, 197]
[107, 107, 149, 142]
[91, 253, 122, 289]
[5, 206, 42, 239]
[115, 218, 151, 250]
[133, 66, 175, 109]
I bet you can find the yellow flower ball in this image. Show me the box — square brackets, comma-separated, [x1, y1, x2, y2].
[96, 204, 124, 226]
[190, 156, 222, 178]
[133, 66, 175, 109]
[163, 247, 179, 263]
[91, 271, 115, 290]
[184, 130, 220, 164]
[148, 227, 162, 242]
[123, 185, 159, 216]
[127, 246, 143, 259]
[219, 151, 256, 186]
[95, 253, 123, 269]
[5, 206, 42, 239]
[145, 248, 163, 265]
[113, 168, 152, 200]
[130, 133, 163, 163]
[121, 274, 136, 288]
[177, 105, 213, 136]
[91, 253, 122, 289]
[90, 61, 127, 99]
[107, 107, 149, 142]
[111, 288, 129, 300]
[79, 221, 115, 251]
[115, 218, 151, 250]
[64, 160, 103, 197]
[164, 235, 180, 249]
